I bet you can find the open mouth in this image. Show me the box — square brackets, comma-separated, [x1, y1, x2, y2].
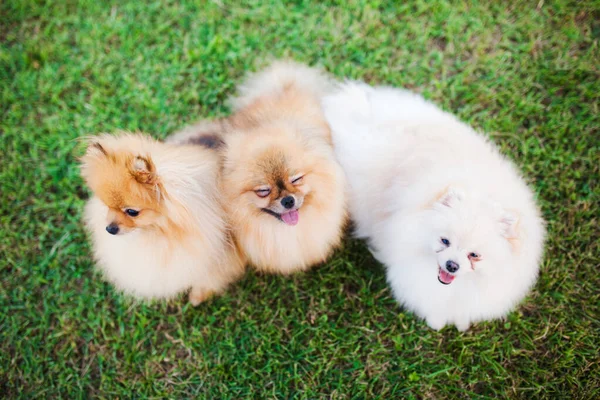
[438, 267, 455, 285]
[261, 208, 299, 226]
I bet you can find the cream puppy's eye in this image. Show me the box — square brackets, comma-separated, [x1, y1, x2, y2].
[291, 175, 304, 185]
[254, 187, 271, 198]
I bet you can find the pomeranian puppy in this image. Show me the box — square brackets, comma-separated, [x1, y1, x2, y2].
[168, 62, 347, 274]
[323, 82, 545, 331]
[81, 133, 244, 305]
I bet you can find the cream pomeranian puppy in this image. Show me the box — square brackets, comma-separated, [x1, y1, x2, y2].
[168, 62, 347, 274]
[323, 82, 545, 331]
[81, 133, 244, 305]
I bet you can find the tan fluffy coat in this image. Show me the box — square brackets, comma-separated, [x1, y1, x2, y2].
[81, 133, 244, 304]
[168, 62, 347, 274]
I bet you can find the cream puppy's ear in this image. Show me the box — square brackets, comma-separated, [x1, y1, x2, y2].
[130, 155, 158, 185]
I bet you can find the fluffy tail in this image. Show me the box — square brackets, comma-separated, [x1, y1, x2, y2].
[322, 81, 374, 125]
[229, 60, 333, 111]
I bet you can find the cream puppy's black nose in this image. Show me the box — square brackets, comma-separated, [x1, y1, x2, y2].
[281, 196, 295, 209]
[106, 223, 119, 235]
[445, 260, 459, 273]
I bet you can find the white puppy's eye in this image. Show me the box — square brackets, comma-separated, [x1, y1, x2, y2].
[254, 188, 271, 198]
[291, 175, 304, 185]
[441, 237, 451, 246]
[468, 252, 481, 260]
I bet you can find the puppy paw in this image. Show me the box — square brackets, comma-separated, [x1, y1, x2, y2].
[455, 320, 471, 332]
[188, 287, 215, 306]
[426, 317, 446, 331]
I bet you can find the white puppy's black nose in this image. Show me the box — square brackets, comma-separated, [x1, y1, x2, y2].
[445, 260, 459, 273]
[106, 223, 119, 235]
[281, 196, 295, 209]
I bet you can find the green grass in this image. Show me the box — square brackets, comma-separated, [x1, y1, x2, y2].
[1, 0, 599, 398]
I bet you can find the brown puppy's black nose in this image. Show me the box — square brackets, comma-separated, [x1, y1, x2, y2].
[106, 223, 119, 235]
[281, 196, 295, 209]
[445, 260, 459, 273]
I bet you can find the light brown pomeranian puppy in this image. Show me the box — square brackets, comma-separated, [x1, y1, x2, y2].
[81, 133, 244, 305]
[168, 62, 347, 274]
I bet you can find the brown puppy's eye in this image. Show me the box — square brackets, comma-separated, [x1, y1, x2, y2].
[125, 209, 139, 217]
[255, 188, 271, 198]
[291, 175, 304, 185]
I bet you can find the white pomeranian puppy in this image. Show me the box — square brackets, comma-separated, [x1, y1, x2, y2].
[323, 82, 545, 331]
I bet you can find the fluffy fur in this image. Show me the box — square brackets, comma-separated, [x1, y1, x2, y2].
[323, 82, 545, 331]
[168, 61, 347, 274]
[81, 133, 244, 304]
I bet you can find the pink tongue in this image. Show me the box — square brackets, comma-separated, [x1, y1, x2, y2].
[438, 268, 455, 284]
[281, 210, 299, 226]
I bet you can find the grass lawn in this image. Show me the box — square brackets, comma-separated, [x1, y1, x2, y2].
[1, 0, 599, 398]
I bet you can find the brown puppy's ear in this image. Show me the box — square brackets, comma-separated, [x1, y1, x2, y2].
[130, 155, 158, 184]
[84, 140, 108, 158]
[91, 142, 107, 156]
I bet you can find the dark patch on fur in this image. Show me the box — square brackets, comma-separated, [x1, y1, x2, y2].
[187, 134, 225, 150]
[276, 179, 286, 191]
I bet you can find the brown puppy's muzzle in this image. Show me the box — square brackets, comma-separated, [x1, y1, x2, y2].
[105, 223, 120, 235]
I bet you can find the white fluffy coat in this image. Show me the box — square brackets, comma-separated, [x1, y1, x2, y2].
[323, 82, 545, 330]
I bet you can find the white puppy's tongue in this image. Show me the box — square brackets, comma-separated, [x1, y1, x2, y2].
[438, 268, 455, 285]
[281, 210, 299, 226]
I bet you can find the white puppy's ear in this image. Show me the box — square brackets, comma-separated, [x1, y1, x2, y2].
[437, 186, 464, 208]
[500, 210, 520, 239]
